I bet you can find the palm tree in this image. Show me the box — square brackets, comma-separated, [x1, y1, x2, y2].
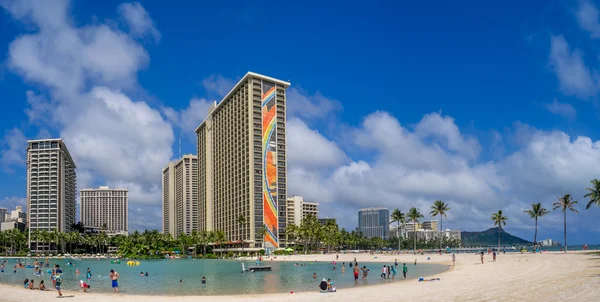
[430, 200, 450, 250]
[407, 207, 424, 254]
[553, 194, 578, 253]
[491, 210, 508, 250]
[523, 203, 549, 251]
[584, 179, 600, 209]
[213, 230, 226, 257]
[237, 214, 246, 253]
[390, 209, 405, 251]
[258, 226, 268, 249]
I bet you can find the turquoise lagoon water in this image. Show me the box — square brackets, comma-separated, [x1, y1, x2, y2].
[0, 258, 447, 295]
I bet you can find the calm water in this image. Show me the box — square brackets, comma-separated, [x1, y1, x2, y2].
[0, 257, 447, 295]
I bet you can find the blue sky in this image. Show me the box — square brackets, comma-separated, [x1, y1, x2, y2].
[1, 0, 600, 244]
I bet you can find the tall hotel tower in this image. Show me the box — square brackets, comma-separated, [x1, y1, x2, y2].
[162, 154, 199, 238]
[26, 139, 77, 251]
[195, 72, 289, 250]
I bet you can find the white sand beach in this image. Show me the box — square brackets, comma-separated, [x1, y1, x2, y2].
[1, 252, 598, 302]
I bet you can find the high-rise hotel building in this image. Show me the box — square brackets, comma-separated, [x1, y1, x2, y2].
[195, 72, 289, 250]
[80, 186, 129, 235]
[358, 207, 390, 239]
[162, 154, 198, 238]
[26, 139, 77, 251]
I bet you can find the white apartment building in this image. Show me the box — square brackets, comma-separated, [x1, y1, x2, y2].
[27, 139, 76, 251]
[162, 154, 198, 238]
[80, 186, 128, 235]
[285, 196, 319, 227]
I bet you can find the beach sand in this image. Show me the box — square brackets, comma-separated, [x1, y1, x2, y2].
[1, 251, 598, 302]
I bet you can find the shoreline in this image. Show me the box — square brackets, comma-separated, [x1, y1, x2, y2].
[1, 252, 599, 301]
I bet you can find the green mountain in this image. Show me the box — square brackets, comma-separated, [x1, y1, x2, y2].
[461, 227, 531, 247]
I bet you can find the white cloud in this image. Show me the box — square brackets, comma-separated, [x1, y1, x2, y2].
[2, 0, 171, 231]
[543, 99, 577, 119]
[163, 98, 214, 134]
[118, 2, 161, 41]
[289, 110, 600, 237]
[62, 87, 174, 185]
[549, 35, 597, 98]
[0, 196, 27, 211]
[0, 128, 27, 172]
[202, 74, 236, 98]
[287, 88, 341, 119]
[414, 112, 481, 160]
[576, 0, 600, 38]
[287, 118, 347, 169]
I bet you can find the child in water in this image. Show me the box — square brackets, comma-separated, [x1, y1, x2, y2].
[201, 276, 206, 285]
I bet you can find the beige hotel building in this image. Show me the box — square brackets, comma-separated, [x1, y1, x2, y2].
[195, 72, 289, 250]
[80, 186, 128, 235]
[162, 154, 199, 238]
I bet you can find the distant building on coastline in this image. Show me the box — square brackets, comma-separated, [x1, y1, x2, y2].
[80, 186, 129, 235]
[358, 207, 389, 239]
[318, 217, 336, 226]
[0, 206, 27, 232]
[162, 154, 198, 239]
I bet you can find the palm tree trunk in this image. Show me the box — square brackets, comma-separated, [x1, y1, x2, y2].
[413, 219, 417, 254]
[534, 218, 538, 252]
[440, 215, 443, 250]
[397, 221, 401, 252]
[497, 227, 500, 250]
[564, 211, 567, 253]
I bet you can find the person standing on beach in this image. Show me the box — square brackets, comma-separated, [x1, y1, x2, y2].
[353, 264, 359, 281]
[480, 252, 484, 264]
[492, 251, 497, 262]
[452, 254, 456, 266]
[402, 263, 407, 279]
[110, 269, 120, 293]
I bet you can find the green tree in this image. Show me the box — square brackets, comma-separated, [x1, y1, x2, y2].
[491, 210, 508, 249]
[584, 179, 600, 209]
[430, 200, 450, 250]
[553, 194, 578, 253]
[523, 203, 549, 250]
[237, 214, 246, 253]
[213, 230, 226, 257]
[407, 207, 424, 254]
[390, 209, 405, 251]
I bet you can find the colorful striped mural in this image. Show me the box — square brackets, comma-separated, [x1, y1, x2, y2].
[262, 82, 278, 248]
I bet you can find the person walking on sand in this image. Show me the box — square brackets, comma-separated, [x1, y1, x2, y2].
[493, 251, 497, 262]
[110, 269, 120, 293]
[452, 254, 456, 266]
[480, 252, 484, 264]
[402, 263, 408, 279]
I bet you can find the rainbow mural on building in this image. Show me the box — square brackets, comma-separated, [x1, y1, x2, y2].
[262, 82, 278, 248]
